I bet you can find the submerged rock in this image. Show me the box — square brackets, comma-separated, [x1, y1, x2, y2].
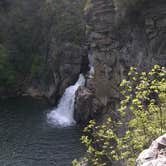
[136, 134, 166, 166]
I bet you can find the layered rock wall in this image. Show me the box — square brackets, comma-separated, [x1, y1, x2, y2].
[76, 0, 166, 117]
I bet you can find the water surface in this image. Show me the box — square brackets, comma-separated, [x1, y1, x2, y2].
[0, 97, 83, 166]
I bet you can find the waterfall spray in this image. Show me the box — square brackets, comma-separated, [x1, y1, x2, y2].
[47, 74, 85, 127]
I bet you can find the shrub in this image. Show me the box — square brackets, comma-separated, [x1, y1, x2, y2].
[73, 65, 166, 166]
[0, 45, 16, 87]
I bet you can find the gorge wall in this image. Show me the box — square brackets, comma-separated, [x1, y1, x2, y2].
[75, 0, 166, 123]
[0, 0, 86, 104]
[1, 0, 166, 112]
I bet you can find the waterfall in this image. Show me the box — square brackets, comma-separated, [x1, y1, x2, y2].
[47, 74, 85, 127]
[88, 52, 95, 78]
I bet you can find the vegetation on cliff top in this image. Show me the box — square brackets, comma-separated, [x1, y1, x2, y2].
[73, 65, 166, 166]
[0, 0, 85, 95]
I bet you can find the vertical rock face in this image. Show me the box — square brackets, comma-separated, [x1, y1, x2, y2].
[74, 87, 103, 125]
[26, 42, 84, 104]
[24, 0, 87, 103]
[39, 0, 87, 103]
[0, 0, 86, 103]
[83, 0, 166, 114]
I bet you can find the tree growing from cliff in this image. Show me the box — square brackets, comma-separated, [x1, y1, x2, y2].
[73, 65, 166, 166]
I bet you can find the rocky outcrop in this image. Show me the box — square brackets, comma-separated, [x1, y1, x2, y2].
[74, 86, 103, 125]
[83, 0, 166, 114]
[25, 42, 85, 104]
[136, 134, 166, 166]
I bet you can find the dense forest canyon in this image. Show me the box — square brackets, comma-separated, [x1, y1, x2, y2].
[0, 0, 166, 166]
[0, 0, 86, 103]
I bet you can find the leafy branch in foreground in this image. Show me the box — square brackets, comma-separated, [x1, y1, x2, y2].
[73, 65, 166, 166]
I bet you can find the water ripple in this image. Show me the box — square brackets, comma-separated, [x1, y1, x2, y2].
[0, 97, 84, 166]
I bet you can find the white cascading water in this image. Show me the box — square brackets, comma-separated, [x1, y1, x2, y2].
[47, 74, 85, 127]
[88, 52, 95, 78]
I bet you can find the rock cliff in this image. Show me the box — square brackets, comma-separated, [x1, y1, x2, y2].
[75, 0, 166, 122]
[26, 0, 86, 104]
[0, 0, 86, 103]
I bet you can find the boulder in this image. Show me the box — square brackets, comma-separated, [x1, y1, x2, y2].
[136, 134, 166, 166]
[74, 87, 103, 125]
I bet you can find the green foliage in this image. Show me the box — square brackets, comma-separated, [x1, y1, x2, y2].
[0, 45, 16, 87]
[0, 0, 85, 92]
[73, 65, 166, 166]
[117, 65, 166, 165]
[30, 54, 44, 79]
[30, 54, 53, 85]
[53, 0, 85, 44]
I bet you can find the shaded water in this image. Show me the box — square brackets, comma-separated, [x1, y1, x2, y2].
[0, 97, 84, 166]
